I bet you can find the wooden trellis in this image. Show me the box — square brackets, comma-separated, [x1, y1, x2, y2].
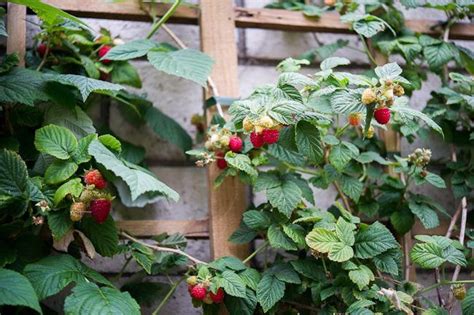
[5, 1, 474, 262]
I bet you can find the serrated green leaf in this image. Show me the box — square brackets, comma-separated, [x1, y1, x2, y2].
[257, 274, 285, 313]
[462, 288, 474, 315]
[209, 256, 247, 272]
[225, 152, 258, 178]
[354, 222, 398, 259]
[48, 74, 123, 102]
[335, 218, 356, 246]
[330, 89, 365, 114]
[24, 254, 111, 300]
[99, 134, 122, 153]
[0, 149, 28, 198]
[329, 142, 357, 171]
[71, 134, 96, 164]
[147, 48, 213, 86]
[269, 263, 301, 284]
[290, 259, 325, 281]
[390, 208, 415, 235]
[0, 268, 42, 314]
[44, 160, 78, 185]
[34, 125, 78, 160]
[268, 224, 298, 251]
[282, 224, 306, 248]
[131, 243, 154, 274]
[423, 42, 453, 70]
[221, 270, 246, 298]
[44, 105, 96, 139]
[0, 68, 48, 106]
[267, 180, 302, 217]
[391, 101, 443, 136]
[239, 268, 261, 291]
[306, 228, 339, 253]
[353, 18, 386, 38]
[320, 57, 350, 70]
[348, 265, 374, 290]
[409, 201, 439, 229]
[373, 249, 401, 276]
[424, 172, 446, 188]
[64, 282, 139, 315]
[375, 63, 403, 80]
[79, 216, 118, 257]
[340, 175, 363, 202]
[104, 40, 162, 60]
[88, 140, 179, 203]
[328, 242, 354, 262]
[410, 242, 445, 269]
[225, 288, 258, 315]
[243, 210, 272, 230]
[111, 62, 142, 88]
[48, 210, 73, 240]
[295, 121, 324, 163]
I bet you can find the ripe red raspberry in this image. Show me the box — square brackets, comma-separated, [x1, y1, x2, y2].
[374, 107, 391, 125]
[209, 288, 225, 304]
[262, 129, 280, 144]
[228, 136, 243, 153]
[250, 132, 264, 148]
[37, 43, 47, 57]
[215, 152, 227, 169]
[84, 169, 107, 189]
[187, 284, 195, 294]
[98, 45, 112, 64]
[190, 284, 207, 300]
[348, 113, 362, 126]
[89, 199, 111, 224]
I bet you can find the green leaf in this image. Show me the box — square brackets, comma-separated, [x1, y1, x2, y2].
[268, 224, 298, 251]
[329, 142, 358, 171]
[375, 63, 403, 80]
[354, 222, 398, 259]
[290, 259, 325, 281]
[0, 149, 28, 198]
[147, 48, 213, 86]
[64, 282, 140, 315]
[340, 175, 363, 202]
[373, 249, 401, 276]
[130, 243, 154, 274]
[79, 216, 119, 257]
[335, 218, 356, 246]
[0, 268, 42, 314]
[348, 265, 374, 290]
[295, 121, 324, 163]
[320, 57, 350, 70]
[267, 180, 302, 217]
[410, 242, 445, 269]
[424, 172, 446, 188]
[228, 223, 257, 244]
[80, 56, 99, 79]
[257, 274, 285, 313]
[99, 134, 122, 153]
[390, 208, 415, 235]
[306, 228, 340, 253]
[391, 102, 443, 136]
[409, 201, 439, 229]
[24, 254, 111, 300]
[34, 125, 78, 160]
[239, 268, 261, 291]
[72, 134, 96, 164]
[268, 99, 306, 125]
[48, 74, 123, 102]
[347, 299, 375, 313]
[210, 256, 247, 272]
[44, 160, 78, 184]
[0, 8, 6, 37]
[0, 68, 49, 106]
[352, 18, 386, 38]
[44, 105, 96, 139]
[48, 210, 73, 240]
[330, 89, 365, 114]
[328, 242, 354, 262]
[268, 263, 301, 284]
[225, 152, 258, 178]
[462, 288, 474, 315]
[276, 57, 310, 72]
[282, 224, 306, 248]
[221, 270, 246, 298]
[104, 39, 162, 60]
[88, 140, 179, 202]
[9, 0, 88, 27]
[111, 62, 142, 88]
[423, 42, 453, 70]
[243, 210, 271, 230]
[225, 288, 257, 315]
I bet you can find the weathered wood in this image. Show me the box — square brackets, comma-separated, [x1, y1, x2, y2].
[6, 3, 27, 66]
[200, 0, 248, 260]
[40, 1, 474, 40]
[116, 219, 209, 238]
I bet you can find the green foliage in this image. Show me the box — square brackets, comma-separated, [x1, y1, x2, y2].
[0, 268, 42, 314]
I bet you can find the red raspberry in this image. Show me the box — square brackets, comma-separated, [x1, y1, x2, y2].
[89, 199, 111, 224]
[250, 132, 264, 148]
[215, 152, 227, 169]
[187, 284, 195, 293]
[374, 107, 391, 125]
[348, 113, 362, 126]
[190, 284, 207, 300]
[229, 136, 243, 152]
[37, 43, 47, 57]
[84, 169, 107, 189]
[262, 129, 280, 144]
[209, 288, 225, 304]
[98, 45, 112, 64]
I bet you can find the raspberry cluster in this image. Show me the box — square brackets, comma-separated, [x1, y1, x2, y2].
[186, 276, 225, 305]
[243, 115, 281, 148]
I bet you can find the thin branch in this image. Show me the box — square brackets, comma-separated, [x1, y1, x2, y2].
[243, 240, 268, 264]
[333, 180, 352, 213]
[121, 231, 207, 265]
[146, 0, 183, 39]
[36, 39, 50, 71]
[434, 268, 445, 306]
[151, 276, 185, 315]
[161, 24, 225, 118]
[445, 202, 463, 238]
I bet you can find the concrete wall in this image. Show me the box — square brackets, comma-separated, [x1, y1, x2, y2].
[23, 1, 471, 313]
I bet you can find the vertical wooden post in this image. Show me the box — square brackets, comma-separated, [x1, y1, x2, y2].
[6, 3, 27, 66]
[371, 46, 416, 282]
[200, 0, 248, 259]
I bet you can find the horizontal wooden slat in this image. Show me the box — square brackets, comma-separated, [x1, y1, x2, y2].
[40, 1, 474, 40]
[116, 219, 209, 238]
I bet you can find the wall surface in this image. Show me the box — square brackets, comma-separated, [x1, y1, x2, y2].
[23, 0, 472, 313]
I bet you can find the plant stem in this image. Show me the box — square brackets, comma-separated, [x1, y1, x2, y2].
[335, 123, 349, 138]
[151, 276, 185, 315]
[333, 180, 352, 213]
[434, 268, 444, 306]
[243, 240, 268, 264]
[146, 0, 182, 39]
[283, 162, 319, 176]
[121, 232, 207, 265]
[36, 38, 50, 71]
[359, 35, 377, 66]
[113, 255, 132, 281]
